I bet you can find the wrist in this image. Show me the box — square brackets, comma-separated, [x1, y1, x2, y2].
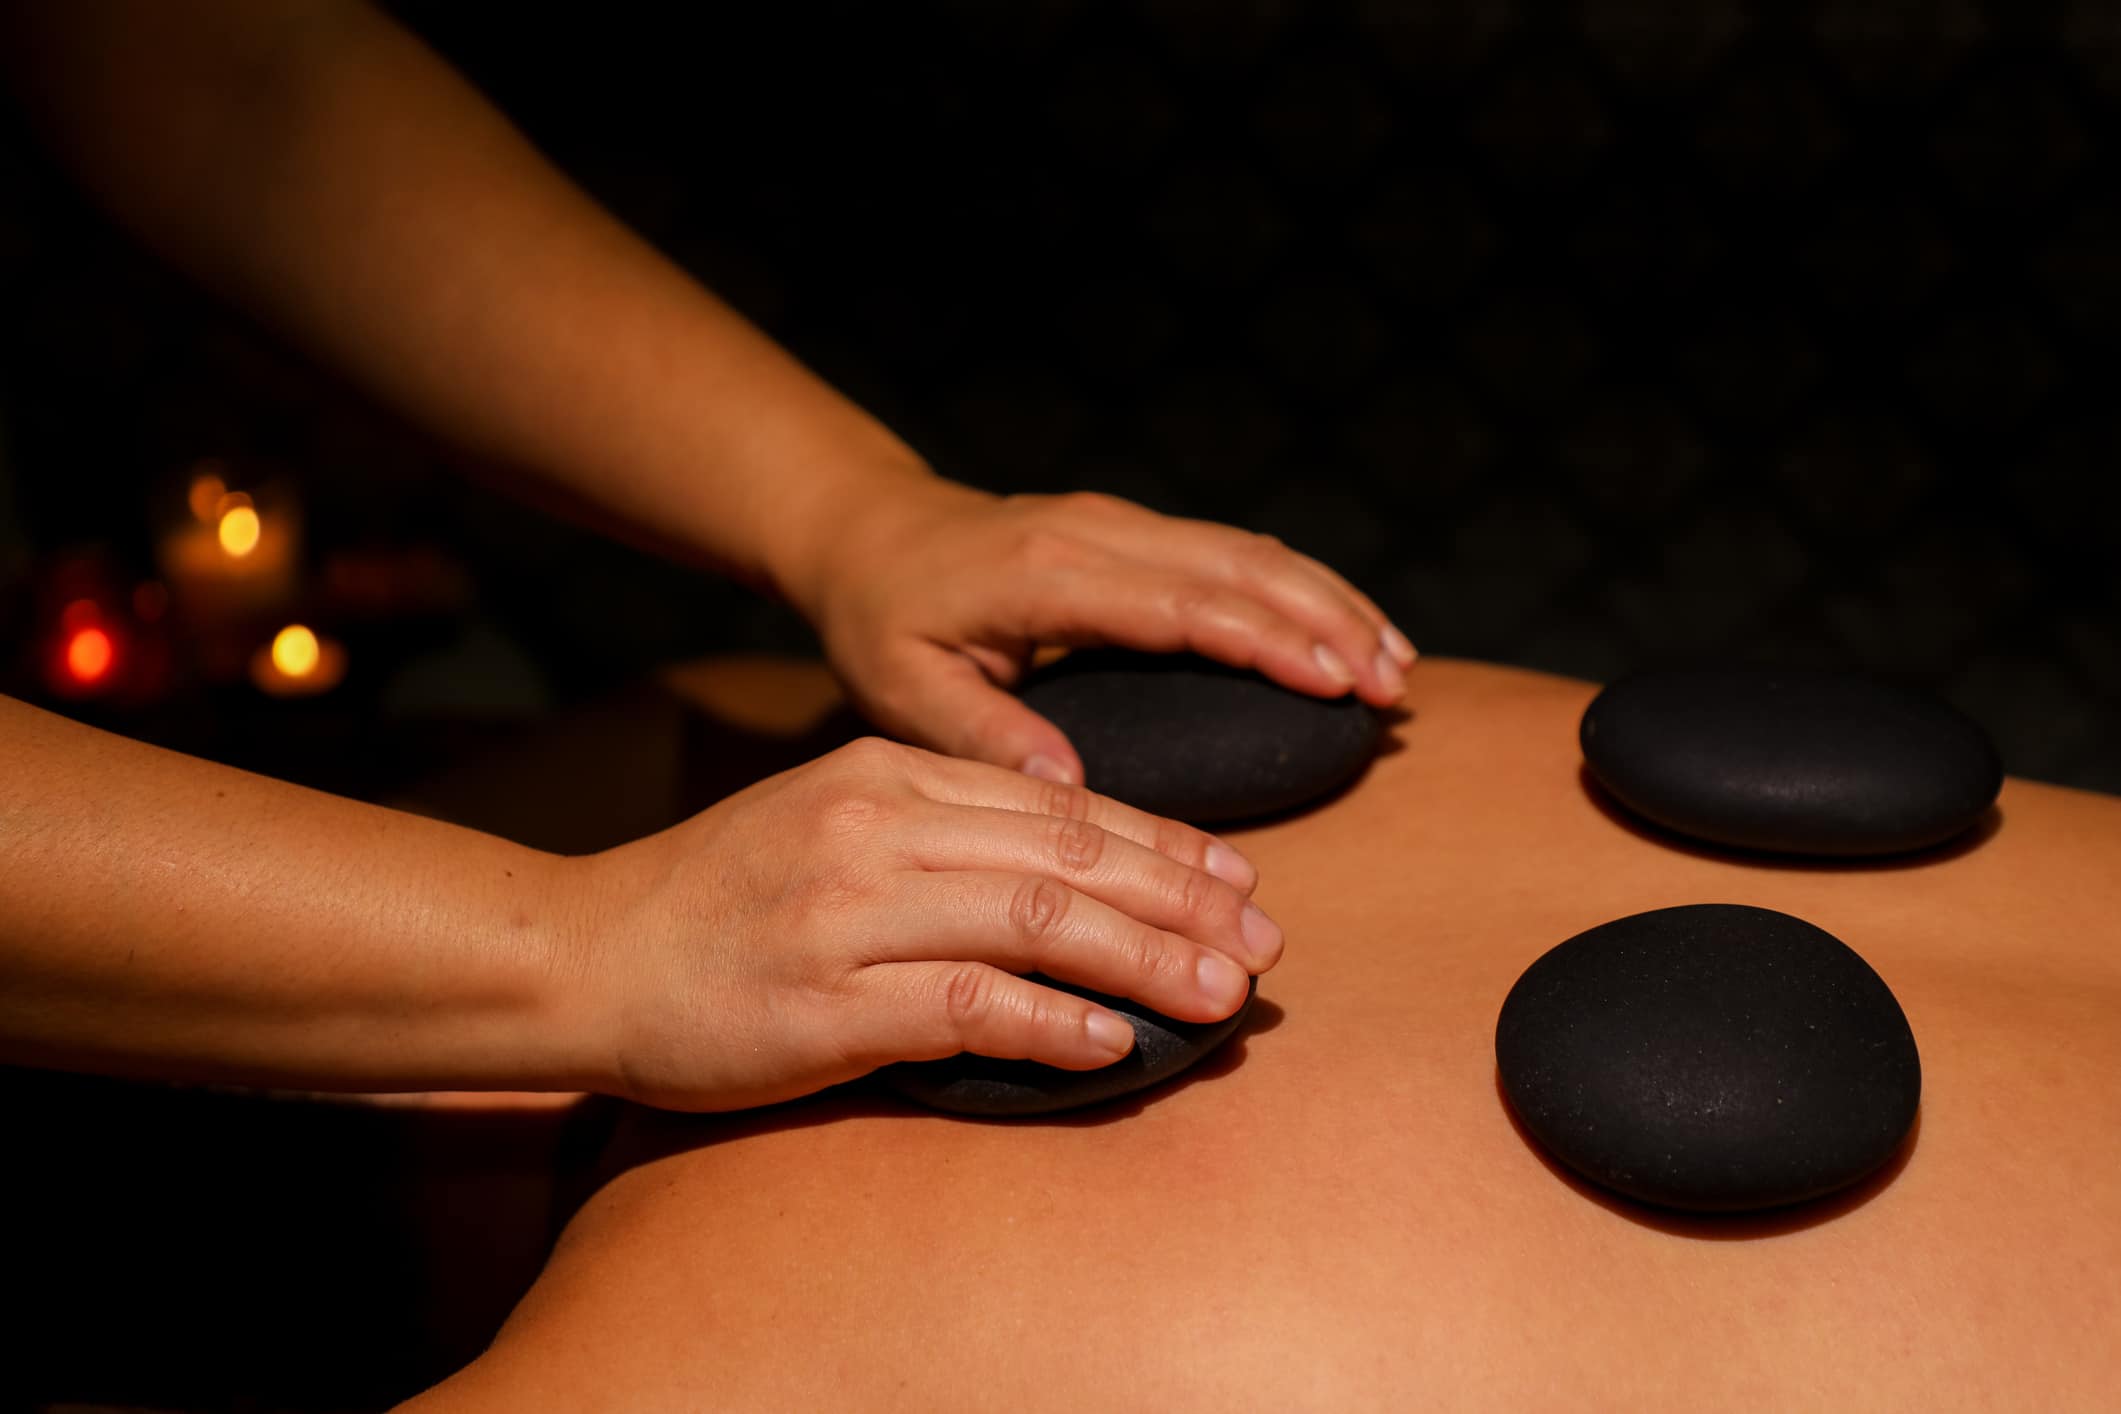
[545, 825, 723, 1108]
[761, 436, 944, 615]
[376, 842, 614, 1095]
[775, 469, 994, 635]
[523, 849, 634, 1097]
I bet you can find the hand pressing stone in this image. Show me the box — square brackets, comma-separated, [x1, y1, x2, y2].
[883, 974, 1257, 1117]
[1495, 903, 1921, 1213]
[1581, 665, 2001, 856]
[1020, 649, 1383, 825]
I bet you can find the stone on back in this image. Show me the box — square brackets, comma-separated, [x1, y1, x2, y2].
[1581, 665, 2001, 856]
[1021, 649, 1383, 825]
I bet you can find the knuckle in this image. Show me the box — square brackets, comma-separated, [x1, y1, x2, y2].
[823, 739, 906, 796]
[1165, 581, 1218, 624]
[938, 962, 995, 1030]
[838, 735, 903, 772]
[1047, 815, 1107, 874]
[1238, 532, 1289, 581]
[1058, 489, 1125, 519]
[1036, 778, 1093, 823]
[819, 786, 894, 840]
[1171, 862, 1220, 927]
[1007, 875, 1072, 948]
[1017, 526, 1082, 572]
[1108, 923, 1164, 982]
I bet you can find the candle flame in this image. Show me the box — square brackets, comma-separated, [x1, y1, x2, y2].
[218, 504, 263, 557]
[66, 626, 114, 684]
[271, 624, 321, 678]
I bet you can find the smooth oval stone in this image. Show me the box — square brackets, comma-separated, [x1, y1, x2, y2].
[883, 975, 1256, 1117]
[1581, 666, 2002, 856]
[1495, 903, 1921, 1213]
[1020, 650, 1382, 823]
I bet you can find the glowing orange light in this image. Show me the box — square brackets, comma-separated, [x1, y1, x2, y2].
[250, 624, 345, 697]
[218, 504, 262, 558]
[188, 469, 229, 523]
[66, 626, 114, 684]
[271, 624, 321, 678]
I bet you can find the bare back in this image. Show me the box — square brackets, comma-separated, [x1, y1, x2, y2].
[409, 660, 2121, 1411]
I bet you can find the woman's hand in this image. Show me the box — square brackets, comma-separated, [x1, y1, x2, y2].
[787, 479, 1416, 784]
[566, 735, 1280, 1112]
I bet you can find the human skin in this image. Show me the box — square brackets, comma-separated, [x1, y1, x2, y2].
[0, 691, 1281, 1103]
[0, 0, 1413, 1098]
[404, 660, 2121, 1411]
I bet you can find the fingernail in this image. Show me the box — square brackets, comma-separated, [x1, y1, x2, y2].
[1373, 649, 1406, 700]
[1239, 902, 1282, 964]
[1203, 840, 1257, 891]
[1196, 951, 1249, 1009]
[1021, 754, 1077, 786]
[1381, 623, 1418, 667]
[1086, 1008, 1134, 1058]
[1313, 642, 1355, 687]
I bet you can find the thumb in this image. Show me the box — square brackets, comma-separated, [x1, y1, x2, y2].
[868, 645, 1085, 785]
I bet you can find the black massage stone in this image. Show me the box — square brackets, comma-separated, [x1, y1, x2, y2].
[1495, 903, 1921, 1213]
[884, 974, 1256, 1116]
[1019, 649, 1382, 823]
[1581, 666, 2002, 856]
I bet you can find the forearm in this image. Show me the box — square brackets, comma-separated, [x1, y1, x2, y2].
[0, 0, 926, 598]
[0, 693, 597, 1092]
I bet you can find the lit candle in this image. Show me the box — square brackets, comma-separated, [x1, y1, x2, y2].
[156, 469, 300, 627]
[66, 624, 114, 683]
[249, 623, 347, 697]
[217, 496, 262, 557]
[47, 598, 120, 698]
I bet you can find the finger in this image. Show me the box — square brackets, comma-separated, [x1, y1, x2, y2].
[1053, 500, 1417, 691]
[867, 870, 1257, 1023]
[888, 805, 1281, 972]
[1073, 495, 1404, 642]
[901, 751, 1259, 894]
[1213, 546, 1407, 705]
[1013, 552, 1364, 701]
[1126, 519, 1397, 687]
[845, 960, 1138, 1070]
[1290, 546, 1419, 677]
[1289, 548, 1404, 649]
[854, 643, 1088, 786]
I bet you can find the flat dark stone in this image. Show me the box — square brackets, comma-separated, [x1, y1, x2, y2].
[1020, 650, 1382, 824]
[883, 975, 1256, 1116]
[1581, 666, 2001, 856]
[1495, 903, 1921, 1213]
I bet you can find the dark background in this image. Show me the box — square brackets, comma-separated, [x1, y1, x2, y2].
[2, 7, 2117, 1406]
[3, 0, 2118, 792]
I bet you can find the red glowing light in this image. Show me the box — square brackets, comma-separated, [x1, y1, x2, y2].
[66, 626, 115, 684]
